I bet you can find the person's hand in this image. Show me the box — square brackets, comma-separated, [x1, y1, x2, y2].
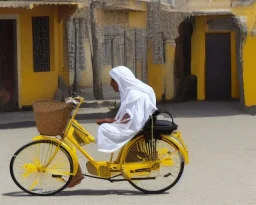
[73, 97, 81, 102]
[96, 119, 103, 125]
[96, 118, 116, 125]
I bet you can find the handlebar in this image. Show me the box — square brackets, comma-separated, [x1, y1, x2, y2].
[65, 95, 84, 108]
[65, 95, 84, 119]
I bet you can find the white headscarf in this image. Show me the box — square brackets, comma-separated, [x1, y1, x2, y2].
[109, 66, 157, 121]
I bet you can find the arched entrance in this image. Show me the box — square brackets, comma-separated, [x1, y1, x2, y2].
[174, 17, 196, 102]
[174, 14, 246, 111]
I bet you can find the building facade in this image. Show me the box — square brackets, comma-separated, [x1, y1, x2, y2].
[0, 1, 87, 112]
[2, 0, 256, 114]
[154, 0, 256, 114]
[72, 0, 256, 114]
[67, 0, 149, 101]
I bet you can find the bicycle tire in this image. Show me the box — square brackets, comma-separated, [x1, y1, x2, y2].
[10, 140, 74, 196]
[122, 136, 184, 194]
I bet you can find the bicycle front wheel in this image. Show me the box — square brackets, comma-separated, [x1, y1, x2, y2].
[10, 140, 73, 196]
[122, 136, 184, 194]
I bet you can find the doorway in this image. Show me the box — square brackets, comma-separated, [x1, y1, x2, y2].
[0, 19, 18, 112]
[205, 33, 231, 100]
[175, 18, 196, 101]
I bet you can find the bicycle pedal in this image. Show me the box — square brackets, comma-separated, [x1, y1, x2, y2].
[52, 175, 67, 183]
[52, 174, 63, 178]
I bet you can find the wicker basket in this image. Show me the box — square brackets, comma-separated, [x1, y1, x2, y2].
[32, 100, 73, 136]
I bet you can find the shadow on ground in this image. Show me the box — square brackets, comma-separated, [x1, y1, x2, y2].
[2, 189, 168, 197]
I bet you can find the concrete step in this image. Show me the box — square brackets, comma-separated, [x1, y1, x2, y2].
[81, 100, 120, 108]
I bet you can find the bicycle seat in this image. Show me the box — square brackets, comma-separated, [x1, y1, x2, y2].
[143, 120, 178, 134]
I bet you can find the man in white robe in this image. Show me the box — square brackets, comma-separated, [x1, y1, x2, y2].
[96, 66, 157, 152]
[68, 66, 157, 187]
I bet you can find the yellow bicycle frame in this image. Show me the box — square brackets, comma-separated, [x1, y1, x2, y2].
[32, 96, 189, 177]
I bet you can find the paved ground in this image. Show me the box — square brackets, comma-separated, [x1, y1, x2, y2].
[1, 101, 256, 205]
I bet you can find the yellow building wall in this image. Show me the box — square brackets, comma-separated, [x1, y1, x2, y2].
[147, 40, 164, 100]
[79, 39, 93, 87]
[191, 15, 239, 100]
[188, 0, 231, 10]
[148, 39, 176, 101]
[232, 4, 256, 107]
[0, 6, 65, 107]
[128, 11, 147, 28]
[147, 38, 176, 101]
[58, 18, 69, 85]
[163, 41, 176, 100]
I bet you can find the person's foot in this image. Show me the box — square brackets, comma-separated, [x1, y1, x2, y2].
[67, 164, 84, 188]
[67, 175, 84, 188]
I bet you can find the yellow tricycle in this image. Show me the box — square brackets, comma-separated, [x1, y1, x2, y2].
[10, 95, 189, 196]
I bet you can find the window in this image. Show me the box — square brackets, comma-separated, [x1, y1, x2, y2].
[32, 16, 50, 72]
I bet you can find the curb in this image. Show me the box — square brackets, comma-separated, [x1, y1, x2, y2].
[20, 100, 120, 111]
[0, 109, 118, 130]
[81, 100, 120, 108]
[0, 121, 36, 129]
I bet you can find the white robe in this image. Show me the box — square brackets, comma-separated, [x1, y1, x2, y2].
[97, 90, 156, 152]
[96, 66, 157, 153]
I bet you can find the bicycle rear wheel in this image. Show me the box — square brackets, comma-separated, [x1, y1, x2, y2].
[10, 140, 73, 196]
[122, 136, 184, 194]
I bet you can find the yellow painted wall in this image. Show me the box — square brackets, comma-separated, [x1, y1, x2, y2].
[163, 41, 176, 100]
[104, 0, 147, 12]
[232, 4, 256, 107]
[58, 18, 69, 85]
[148, 40, 176, 101]
[79, 39, 93, 87]
[0, 6, 66, 107]
[127, 0, 147, 11]
[191, 15, 239, 100]
[188, 0, 231, 10]
[147, 40, 164, 100]
[128, 11, 147, 28]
